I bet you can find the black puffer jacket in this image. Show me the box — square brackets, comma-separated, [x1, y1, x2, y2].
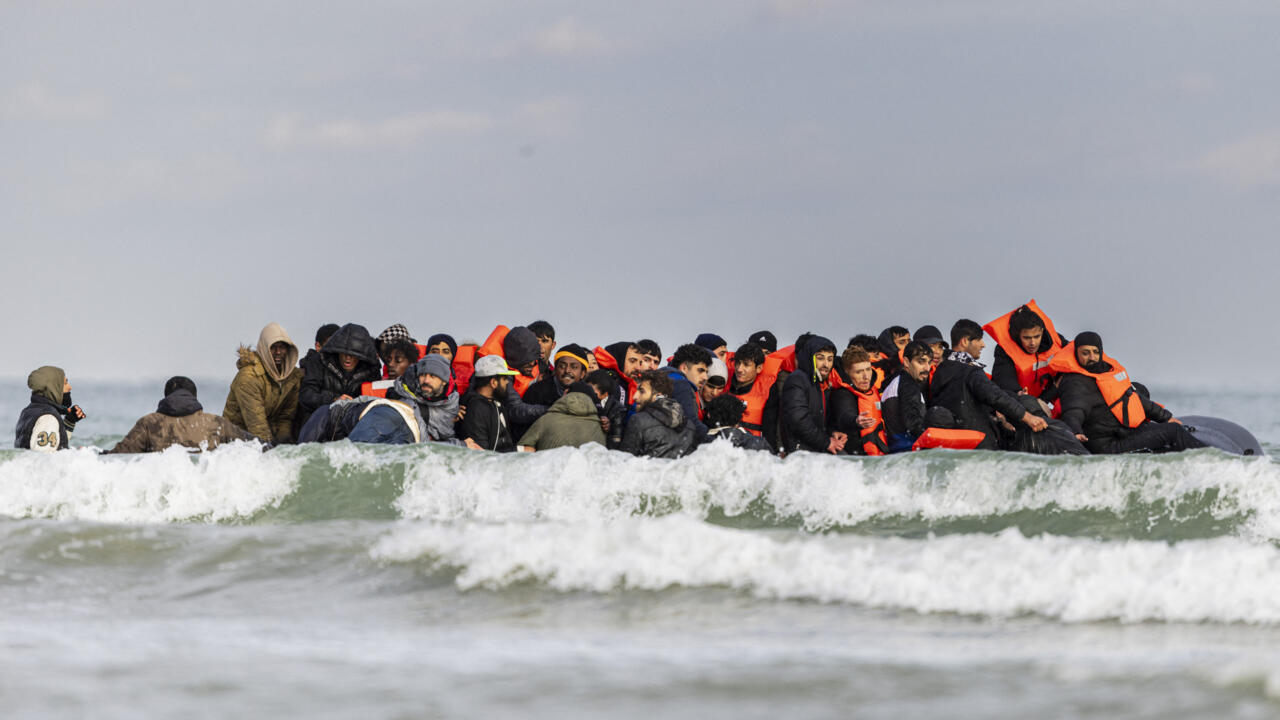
[1056, 365, 1173, 453]
[780, 335, 836, 454]
[298, 324, 381, 427]
[620, 397, 697, 459]
[928, 352, 1029, 450]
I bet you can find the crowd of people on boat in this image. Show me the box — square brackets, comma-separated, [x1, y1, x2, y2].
[14, 300, 1207, 458]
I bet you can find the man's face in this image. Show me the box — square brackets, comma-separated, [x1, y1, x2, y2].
[893, 333, 910, 351]
[428, 342, 454, 363]
[701, 383, 724, 404]
[1076, 345, 1102, 367]
[622, 348, 645, 380]
[586, 355, 598, 372]
[929, 342, 946, 366]
[868, 350, 885, 363]
[735, 358, 760, 386]
[712, 345, 729, 364]
[385, 350, 411, 380]
[496, 376, 512, 395]
[1018, 327, 1044, 355]
[537, 335, 555, 361]
[958, 336, 985, 358]
[633, 380, 655, 409]
[516, 361, 537, 378]
[814, 350, 835, 378]
[642, 354, 661, 372]
[906, 354, 932, 382]
[338, 353, 359, 372]
[419, 373, 447, 397]
[849, 361, 874, 392]
[270, 341, 290, 369]
[63, 377, 72, 394]
[681, 362, 709, 390]
[555, 357, 586, 387]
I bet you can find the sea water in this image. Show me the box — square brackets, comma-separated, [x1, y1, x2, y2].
[2, 379, 1280, 719]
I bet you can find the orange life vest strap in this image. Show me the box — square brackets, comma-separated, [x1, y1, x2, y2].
[1045, 342, 1147, 428]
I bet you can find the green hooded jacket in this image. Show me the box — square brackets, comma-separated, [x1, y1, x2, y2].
[518, 392, 606, 451]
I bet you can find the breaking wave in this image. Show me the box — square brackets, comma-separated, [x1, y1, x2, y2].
[0, 441, 1276, 540]
[372, 516, 1280, 625]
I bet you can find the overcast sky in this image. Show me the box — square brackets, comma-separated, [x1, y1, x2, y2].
[4, 0, 1279, 387]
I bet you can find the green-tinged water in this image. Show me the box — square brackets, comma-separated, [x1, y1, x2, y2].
[3, 380, 1280, 718]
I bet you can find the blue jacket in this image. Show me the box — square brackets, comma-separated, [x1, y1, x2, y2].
[661, 366, 708, 440]
[348, 405, 417, 445]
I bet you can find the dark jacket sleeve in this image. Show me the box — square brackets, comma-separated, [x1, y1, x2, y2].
[990, 346, 1022, 395]
[503, 385, 548, 425]
[619, 413, 648, 456]
[1140, 391, 1173, 423]
[780, 376, 829, 452]
[900, 381, 927, 437]
[668, 378, 708, 438]
[1056, 374, 1092, 436]
[761, 381, 781, 453]
[827, 388, 860, 436]
[965, 367, 1029, 422]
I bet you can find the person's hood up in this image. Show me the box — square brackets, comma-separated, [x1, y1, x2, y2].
[877, 328, 901, 357]
[550, 392, 600, 418]
[157, 389, 203, 417]
[647, 396, 687, 430]
[27, 366, 65, 406]
[503, 326, 541, 367]
[321, 324, 379, 365]
[604, 341, 633, 369]
[255, 323, 299, 383]
[798, 335, 836, 382]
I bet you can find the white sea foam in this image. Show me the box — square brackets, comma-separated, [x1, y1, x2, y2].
[0, 442, 301, 523]
[372, 516, 1280, 624]
[395, 440, 1280, 536]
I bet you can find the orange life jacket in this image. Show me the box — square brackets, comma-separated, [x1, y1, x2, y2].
[452, 345, 477, 396]
[827, 370, 887, 456]
[773, 345, 797, 374]
[1045, 342, 1146, 429]
[982, 299, 1063, 397]
[593, 346, 639, 404]
[514, 369, 538, 398]
[730, 365, 780, 437]
[360, 379, 395, 398]
[912, 428, 986, 451]
[477, 326, 509, 358]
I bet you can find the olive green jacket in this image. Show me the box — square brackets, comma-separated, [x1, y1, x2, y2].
[519, 392, 606, 451]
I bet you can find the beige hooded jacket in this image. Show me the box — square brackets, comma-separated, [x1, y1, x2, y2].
[222, 323, 301, 443]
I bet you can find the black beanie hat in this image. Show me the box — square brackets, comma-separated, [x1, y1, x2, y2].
[748, 330, 777, 353]
[164, 376, 197, 398]
[426, 333, 458, 358]
[1073, 331, 1103, 354]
